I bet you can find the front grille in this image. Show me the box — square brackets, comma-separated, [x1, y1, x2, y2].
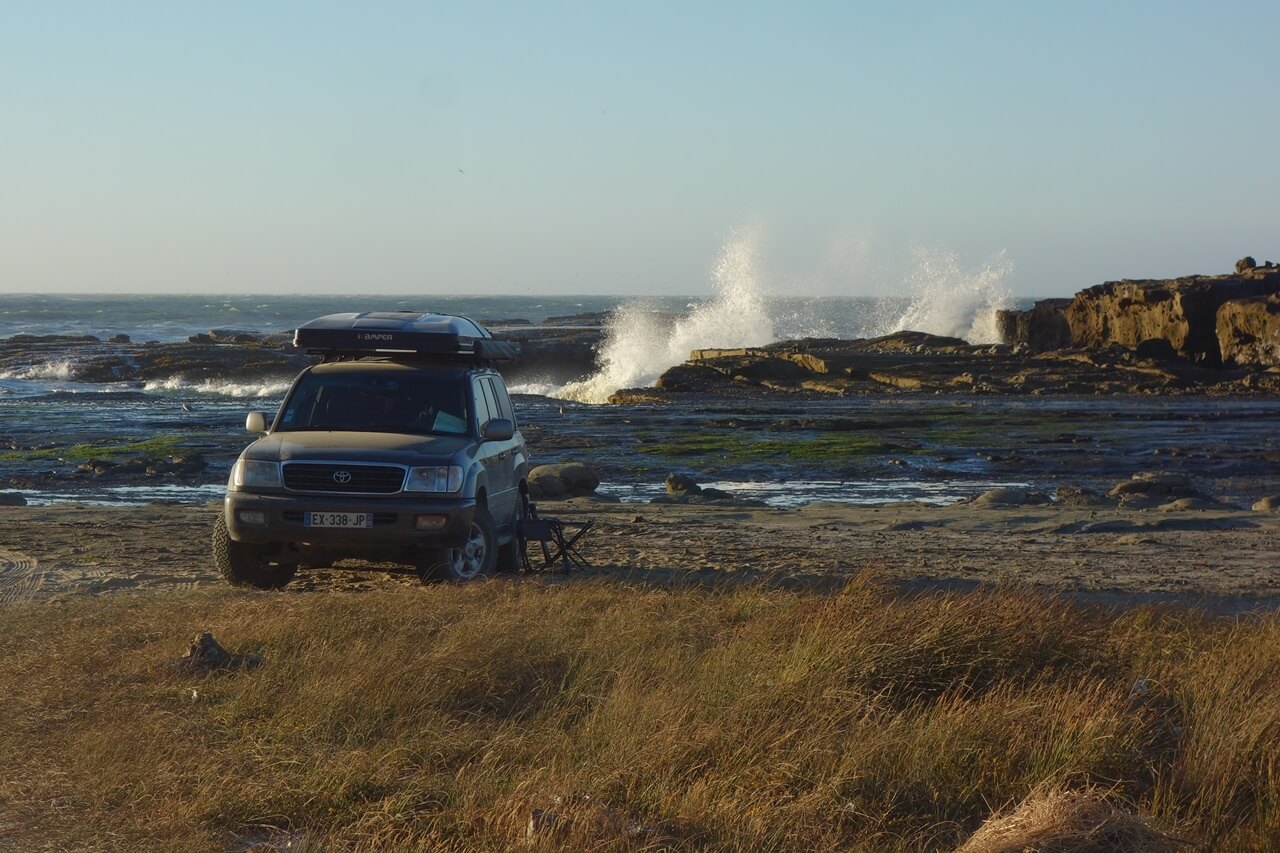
[282, 463, 406, 494]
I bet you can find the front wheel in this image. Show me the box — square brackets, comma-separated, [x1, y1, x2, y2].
[427, 507, 498, 582]
[212, 515, 296, 589]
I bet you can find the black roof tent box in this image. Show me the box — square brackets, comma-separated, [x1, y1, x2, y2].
[294, 312, 519, 362]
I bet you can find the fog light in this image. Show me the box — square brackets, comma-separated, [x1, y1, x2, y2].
[237, 510, 266, 526]
[415, 514, 448, 531]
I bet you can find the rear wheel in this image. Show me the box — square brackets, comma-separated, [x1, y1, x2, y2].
[426, 507, 498, 582]
[495, 491, 528, 574]
[212, 515, 296, 589]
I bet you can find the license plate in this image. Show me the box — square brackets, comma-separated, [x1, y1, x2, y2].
[305, 512, 373, 528]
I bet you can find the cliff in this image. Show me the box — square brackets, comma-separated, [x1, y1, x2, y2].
[999, 260, 1280, 366]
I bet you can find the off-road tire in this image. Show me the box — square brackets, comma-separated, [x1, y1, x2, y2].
[212, 515, 296, 589]
[427, 506, 498, 582]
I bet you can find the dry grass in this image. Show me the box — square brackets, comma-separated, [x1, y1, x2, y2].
[1, 576, 1278, 851]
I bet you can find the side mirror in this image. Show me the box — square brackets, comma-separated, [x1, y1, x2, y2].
[482, 418, 514, 441]
[245, 412, 269, 434]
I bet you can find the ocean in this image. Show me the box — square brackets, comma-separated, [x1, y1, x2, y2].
[2, 290, 1063, 508]
[0, 292, 1013, 344]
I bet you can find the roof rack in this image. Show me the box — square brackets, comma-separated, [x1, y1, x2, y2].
[294, 312, 520, 363]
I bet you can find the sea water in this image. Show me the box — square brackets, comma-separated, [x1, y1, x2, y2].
[1, 239, 1027, 505]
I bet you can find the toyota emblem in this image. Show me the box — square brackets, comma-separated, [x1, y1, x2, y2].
[333, 470, 352, 484]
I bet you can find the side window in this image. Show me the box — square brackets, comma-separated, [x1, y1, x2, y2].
[479, 379, 500, 427]
[473, 378, 495, 428]
[489, 378, 516, 426]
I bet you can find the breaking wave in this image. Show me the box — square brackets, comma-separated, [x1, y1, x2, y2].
[557, 232, 775, 403]
[0, 359, 78, 381]
[542, 237, 1015, 402]
[886, 248, 1014, 343]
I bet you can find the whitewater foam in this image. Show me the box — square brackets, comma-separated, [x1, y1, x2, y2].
[142, 377, 293, 398]
[506, 380, 566, 397]
[0, 359, 78, 381]
[541, 239, 1015, 402]
[558, 233, 776, 403]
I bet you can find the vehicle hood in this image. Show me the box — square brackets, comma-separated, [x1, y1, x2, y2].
[246, 431, 470, 465]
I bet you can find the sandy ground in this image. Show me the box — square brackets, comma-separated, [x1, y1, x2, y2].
[2, 499, 1279, 609]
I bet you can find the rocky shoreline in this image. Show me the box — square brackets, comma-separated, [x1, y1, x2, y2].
[612, 258, 1280, 403]
[609, 330, 1280, 404]
[3, 262, 1279, 507]
[3, 259, 1278, 401]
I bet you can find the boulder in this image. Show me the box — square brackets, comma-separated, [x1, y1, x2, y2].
[1216, 293, 1280, 366]
[607, 389, 670, 405]
[857, 331, 970, 353]
[997, 298, 1073, 351]
[1252, 496, 1280, 513]
[1107, 472, 1200, 500]
[180, 632, 231, 670]
[655, 473, 763, 505]
[654, 363, 729, 392]
[665, 473, 702, 496]
[176, 632, 263, 672]
[528, 463, 600, 500]
[967, 488, 1051, 507]
[1053, 486, 1113, 508]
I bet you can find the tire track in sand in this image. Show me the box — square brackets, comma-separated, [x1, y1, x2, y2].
[0, 549, 43, 605]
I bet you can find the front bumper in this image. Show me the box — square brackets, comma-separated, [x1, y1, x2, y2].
[225, 490, 475, 548]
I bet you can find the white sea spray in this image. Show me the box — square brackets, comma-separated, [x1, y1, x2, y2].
[885, 248, 1014, 344]
[557, 232, 775, 403]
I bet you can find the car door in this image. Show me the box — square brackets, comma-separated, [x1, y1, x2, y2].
[487, 375, 528, 496]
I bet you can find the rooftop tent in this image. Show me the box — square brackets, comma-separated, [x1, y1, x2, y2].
[294, 312, 519, 362]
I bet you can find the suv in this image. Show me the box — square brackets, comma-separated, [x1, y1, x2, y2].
[213, 312, 529, 587]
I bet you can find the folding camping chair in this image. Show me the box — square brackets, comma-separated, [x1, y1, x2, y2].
[517, 503, 594, 572]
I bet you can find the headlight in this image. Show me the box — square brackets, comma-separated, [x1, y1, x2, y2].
[404, 465, 463, 494]
[230, 458, 282, 490]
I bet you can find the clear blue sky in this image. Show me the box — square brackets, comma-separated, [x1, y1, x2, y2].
[2, 1, 1277, 297]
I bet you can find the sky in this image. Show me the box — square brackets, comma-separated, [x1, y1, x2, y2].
[2, 1, 1278, 297]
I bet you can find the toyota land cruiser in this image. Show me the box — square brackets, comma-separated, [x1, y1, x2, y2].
[213, 312, 529, 587]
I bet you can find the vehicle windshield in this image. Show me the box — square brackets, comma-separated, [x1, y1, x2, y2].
[276, 370, 469, 435]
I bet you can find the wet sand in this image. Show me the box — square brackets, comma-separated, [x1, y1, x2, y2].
[3, 500, 1278, 609]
